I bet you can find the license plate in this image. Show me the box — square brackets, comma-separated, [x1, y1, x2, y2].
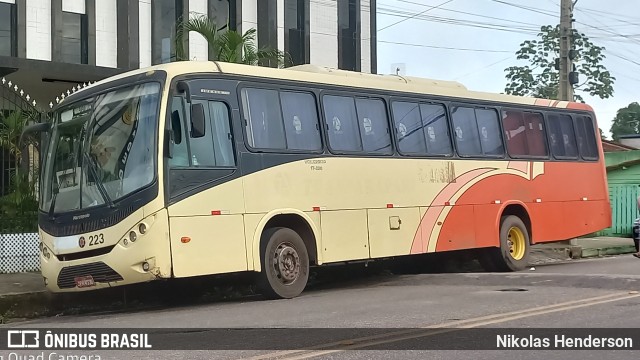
[74, 275, 96, 288]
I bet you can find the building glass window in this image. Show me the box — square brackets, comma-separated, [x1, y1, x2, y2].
[284, 0, 309, 65]
[258, 0, 278, 67]
[61, 11, 88, 64]
[0, 2, 16, 57]
[208, 0, 233, 30]
[152, 0, 182, 64]
[338, 0, 360, 71]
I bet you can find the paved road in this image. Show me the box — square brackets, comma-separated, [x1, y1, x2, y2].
[2, 255, 640, 360]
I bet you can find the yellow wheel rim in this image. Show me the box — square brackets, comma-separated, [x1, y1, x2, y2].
[507, 227, 526, 260]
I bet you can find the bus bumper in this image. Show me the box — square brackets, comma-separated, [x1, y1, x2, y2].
[39, 211, 172, 292]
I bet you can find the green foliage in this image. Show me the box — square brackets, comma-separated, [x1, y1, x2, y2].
[0, 110, 39, 234]
[610, 102, 640, 141]
[504, 25, 615, 102]
[175, 14, 290, 67]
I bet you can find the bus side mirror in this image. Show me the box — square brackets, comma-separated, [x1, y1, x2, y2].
[21, 122, 51, 145]
[190, 103, 206, 138]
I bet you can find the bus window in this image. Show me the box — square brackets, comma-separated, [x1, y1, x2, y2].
[169, 96, 189, 167]
[184, 100, 235, 167]
[502, 109, 548, 158]
[355, 98, 392, 154]
[575, 115, 598, 159]
[524, 112, 548, 156]
[476, 108, 504, 156]
[323, 95, 362, 152]
[392, 101, 427, 155]
[280, 91, 322, 151]
[548, 113, 578, 158]
[207, 101, 235, 166]
[451, 106, 482, 157]
[242, 88, 286, 149]
[420, 103, 452, 156]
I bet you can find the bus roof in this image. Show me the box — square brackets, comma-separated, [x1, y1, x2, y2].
[68, 61, 594, 113]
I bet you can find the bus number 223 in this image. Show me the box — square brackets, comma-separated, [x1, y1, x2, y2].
[89, 234, 104, 246]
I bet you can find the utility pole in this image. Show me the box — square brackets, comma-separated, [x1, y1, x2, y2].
[558, 0, 577, 101]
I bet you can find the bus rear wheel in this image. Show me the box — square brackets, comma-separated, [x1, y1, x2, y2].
[257, 227, 309, 299]
[481, 215, 530, 272]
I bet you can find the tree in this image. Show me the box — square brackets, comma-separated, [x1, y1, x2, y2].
[610, 102, 640, 141]
[175, 14, 289, 67]
[504, 25, 615, 102]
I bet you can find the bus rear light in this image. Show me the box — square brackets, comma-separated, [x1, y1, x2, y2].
[129, 231, 138, 242]
[138, 223, 147, 234]
[181, 237, 191, 243]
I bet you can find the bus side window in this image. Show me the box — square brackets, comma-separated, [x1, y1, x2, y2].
[208, 101, 235, 166]
[503, 109, 548, 158]
[575, 115, 598, 159]
[524, 112, 548, 157]
[391, 101, 427, 155]
[451, 106, 482, 157]
[548, 113, 578, 158]
[241, 88, 286, 150]
[187, 100, 235, 167]
[355, 98, 392, 154]
[323, 95, 362, 152]
[420, 103, 452, 156]
[475, 108, 504, 156]
[280, 91, 322, 151]
[169, 96, 189, 167]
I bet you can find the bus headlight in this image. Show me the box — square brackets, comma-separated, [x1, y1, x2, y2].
[138, 223, 147, 234]
[42, 247, 50, 259]
[129, 231, 137, 242]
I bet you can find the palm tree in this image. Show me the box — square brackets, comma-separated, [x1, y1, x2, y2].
[0, 109, 39, 219]
[0, 110, 28, 162]
[175, 14, 289, 67]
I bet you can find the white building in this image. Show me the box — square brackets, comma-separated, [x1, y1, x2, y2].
[0, 0, 378, 107]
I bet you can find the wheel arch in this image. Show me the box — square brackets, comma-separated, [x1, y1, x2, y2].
[251, 209, 321, 271]
[499, 201, 533, 244]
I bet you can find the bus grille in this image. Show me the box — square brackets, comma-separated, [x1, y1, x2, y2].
[57, 262, 124, 289]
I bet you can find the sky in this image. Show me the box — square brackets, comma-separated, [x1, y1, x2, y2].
[376, 0, 640, 139]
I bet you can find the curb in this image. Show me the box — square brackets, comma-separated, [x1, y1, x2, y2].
[579, 245, 637, 258]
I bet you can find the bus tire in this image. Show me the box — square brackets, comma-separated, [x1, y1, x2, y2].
[494, 215, 531, 271]
[257, 227, 309, 299]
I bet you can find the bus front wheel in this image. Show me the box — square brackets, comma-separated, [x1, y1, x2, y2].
[257, 227, 310, 299]
[481, 215, 530, 272]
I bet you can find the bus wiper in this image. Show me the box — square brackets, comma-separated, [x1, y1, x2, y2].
[83, 152, 115, 208]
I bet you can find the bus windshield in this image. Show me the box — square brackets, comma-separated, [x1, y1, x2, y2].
[40, 82, 160, 214]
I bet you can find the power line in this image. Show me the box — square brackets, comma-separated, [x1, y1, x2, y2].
[377, 40, 512, 53]
[392, 0, 543, 27]
[378, 0, 456, 32]
[452, 55, 515, 80]
[488, 0, 557, 18]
